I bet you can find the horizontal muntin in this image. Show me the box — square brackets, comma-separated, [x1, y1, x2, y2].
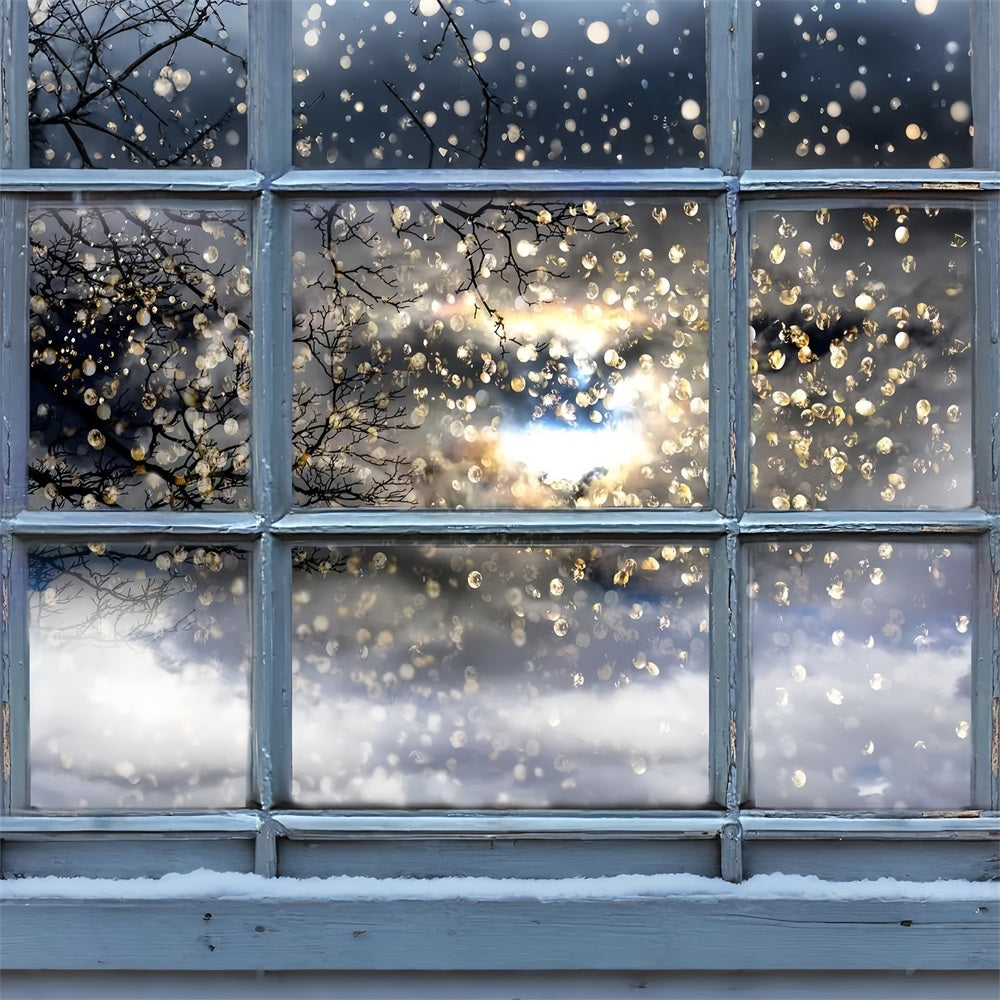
[271, 811, 727, 839]
[271, 167, 732, 194]
[0, 812, 261, 835]
[7, 511, 264, 537]
[8, 509, 990, 539]
[2, 810, 993, 840]
[0, 169, 264, 192]
[4, 168, 995, 196]
[741, 169, 1000, 192]
[738, 509, 993, 535]
[272, 509, 728, 538]
[741, 813, 999, 839]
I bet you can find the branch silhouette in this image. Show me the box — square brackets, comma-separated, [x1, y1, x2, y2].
[29, 0, 246, 168]
[291, 196, 636, 508]
[29, 542, 248, 658]
[383, 0, 507, 168]
[29, 205, 252, 510]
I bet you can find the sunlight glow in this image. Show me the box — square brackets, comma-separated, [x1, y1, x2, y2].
[499, 419, 644, 484]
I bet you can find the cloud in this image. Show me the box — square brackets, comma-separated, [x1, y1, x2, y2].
[291, 543, 712, 808]
[30, 635, 250, 809]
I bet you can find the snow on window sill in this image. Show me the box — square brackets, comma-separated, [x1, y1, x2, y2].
[2, 869, 996, 902]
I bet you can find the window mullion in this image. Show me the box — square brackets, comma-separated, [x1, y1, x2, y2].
[708, 186, 742, 522]
[708, 185, 749, 837]
[992, 524, 1000, 812]
[975, 196, 1000, 516]
[722, 0, 754, 832]
[2, 541, 29, 813]
[973, 528, 1000, 810]
[251, 531, 293, 815]
[971, 187, 999, 809]
[249, 192, 294, 823]
[979, 191, 1000, 814]
[1, 533, 12, 814]
[1, 197, 28, 522]
[248, 0, 293, 842]
[726, 196, 751, 841]
[706, 0, 752, 176]
[251, 192, 292, 521]
[971, 0, 1000, 171]
[248, 0, 292, 177]
[709, 530, 747, 879]
[1, 194, 28, 814]
[705, 0, 753, 859]
[0, 0, 28, 170]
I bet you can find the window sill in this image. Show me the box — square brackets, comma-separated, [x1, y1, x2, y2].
[2, 872, 996, 972]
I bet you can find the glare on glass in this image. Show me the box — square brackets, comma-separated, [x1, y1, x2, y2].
[291, 0, 706, 168]
[28, 543, 251, 809]
[752, 0, 973, 169]
[28, 203, 253, 511]
[291, 196, 709, 509]
[291, 543, 711, 807]
[749, 204, 973, 510]
[28, 0, 248, 168]
[750, 539, 974, 810]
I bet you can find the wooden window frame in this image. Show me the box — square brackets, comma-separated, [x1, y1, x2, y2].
[1, 0, 997, 973]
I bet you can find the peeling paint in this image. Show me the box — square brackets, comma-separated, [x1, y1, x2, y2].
[992, 699, 1000, 779]
[2, 701, 9, 783]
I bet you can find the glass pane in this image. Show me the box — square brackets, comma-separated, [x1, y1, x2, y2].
[750, 539, 973, 809]
[29, 543, 251, 809]
[292, 543, 711, 807]
[292, 196, 709, 508]
[29, 0, 248, 168]
[292, 0, 706, 168]
[749, 204, 973, 510]
[752, 0, 973, 169]
[28, 203, 252, 511]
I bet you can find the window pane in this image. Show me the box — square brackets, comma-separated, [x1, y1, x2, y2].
[749, 204, 973, 510]
[291, 0, 706, 168]
[28, 203, 252, 511]
[292, 197, 709, 508]
[752, 0, 973, 169]
[29, 0, 248, 168]
[292, 543, 711, 807]
[28, 543, 251, 809]
[749, 539, 973, 809]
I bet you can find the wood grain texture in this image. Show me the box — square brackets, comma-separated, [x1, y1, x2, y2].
[2, 897, 996, 971]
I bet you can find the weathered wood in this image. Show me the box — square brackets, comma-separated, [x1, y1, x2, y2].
[2, 897, 996, 971]
[271, 168, 730, 193]
[743, 840, 999, 883]
[277, 838, 718, 880]
[741, 170, 1000, 192]
[0, 169, 263, 191]
[1, 838, 254, 880]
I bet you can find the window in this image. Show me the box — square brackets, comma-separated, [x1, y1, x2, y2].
[1, 0, 998, 974]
